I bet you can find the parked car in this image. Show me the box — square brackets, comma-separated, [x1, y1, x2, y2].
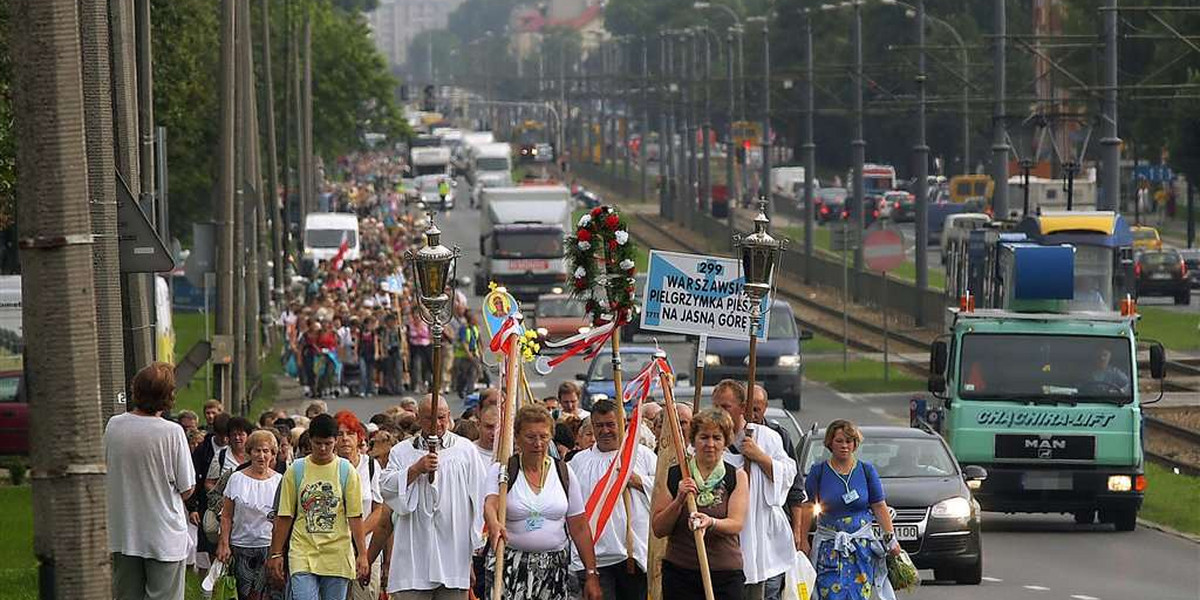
[1179, 249, 1200, 288]
[884, 190, 916, 222]
[702, 301, 807, 411]
[798, 426, 986, 584]
[573, 188, 602, 209]
[1135, 249, 1191, 305]
[577, 346, 684, 411]
[1130, 226, 1163, 252]
[533, 293, 590, 343]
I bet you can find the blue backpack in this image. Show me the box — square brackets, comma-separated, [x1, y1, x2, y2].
[277, 456, 353, 518]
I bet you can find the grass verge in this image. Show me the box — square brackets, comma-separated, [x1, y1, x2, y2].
[1141, 461, 1200, 536]
[173, 312, 213, 416]
[804, 359, 925, 393]
[803, 334, 846, 354]
[1137, 307, 1200, 352]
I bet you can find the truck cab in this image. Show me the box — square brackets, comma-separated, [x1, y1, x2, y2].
[477, 186, 571, 300]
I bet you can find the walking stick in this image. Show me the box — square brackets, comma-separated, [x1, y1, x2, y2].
[491, 339, 520, 600]
[660, 370, 716, 600]
[610, 327, 638, 572]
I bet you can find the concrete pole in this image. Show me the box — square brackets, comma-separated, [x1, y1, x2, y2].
[623, 41, 632, 185]
[11, 2, 109, 594]
[684, 32, 696, 228]
[79, 0, 127, 420]
[702, 32, 713, 213]
[293, 25, 306, 246]
[233, 0, 249, 411]
[803, 12, 816, 285]
[726, 30, 736, 227]
[852, 2, 866, 283]
[660, 34, 672, 219]
[991, 0, 1010, 218]
[112, 0, 155, 390]
[665, 35, 677, 221]
[216, 0, 237, 411]
[1099, 0, 1120, 211]
[303, 16, 315, 215]
[914, 0, 930, 324]
[261, 0, 285, 306]
[761, 21, 772, 215]
[240, 0, 262, 391]
[641, 37, 650, 203]
[738, 28, 747, 206]
[136, 0, 156, 224]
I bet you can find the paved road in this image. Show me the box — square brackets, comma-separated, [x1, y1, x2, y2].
[323, 188, 1200, 600]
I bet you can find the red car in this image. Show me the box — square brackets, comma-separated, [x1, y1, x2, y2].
[0, 368, 27, 455]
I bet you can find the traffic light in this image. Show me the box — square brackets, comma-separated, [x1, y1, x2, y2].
[737, 140, 751, 164]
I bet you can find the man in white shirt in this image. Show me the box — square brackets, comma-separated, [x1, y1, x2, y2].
[567, 399, 656, 600]
[711, 380, 797, 600]
[474, 405, 498, 463]
[106, 363, 196, 600]
[377, 396, 486, 600]
[558, 381, 590, 419]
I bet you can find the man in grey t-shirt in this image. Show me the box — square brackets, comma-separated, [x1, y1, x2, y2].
[105, 363, 196, 600]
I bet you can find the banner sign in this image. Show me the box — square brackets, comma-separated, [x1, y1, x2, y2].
[639, 250, 770, 341]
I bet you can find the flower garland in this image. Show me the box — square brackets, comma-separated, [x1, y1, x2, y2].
[566, 205, 639, 325]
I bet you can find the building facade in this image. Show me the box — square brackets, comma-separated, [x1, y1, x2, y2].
[367, 0, 466, 68]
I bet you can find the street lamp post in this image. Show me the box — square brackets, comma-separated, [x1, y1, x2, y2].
[913, 0, 930, 321]
[726, 30, 737, 227]
[702, 30, 713, 214]
[802, 9, 816, 284]
[734, 203, 786, 423]
[746, 16, 771, 214]
[641, 36, 649, 203]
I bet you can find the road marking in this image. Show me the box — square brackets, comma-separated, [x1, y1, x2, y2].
[528, 381, 547, 389]
[981, 577, 1003, 583]
[1070, 595, 1100, 600]
[843, 394, 860, 404]
[1023, 585, 1051, 592]
[869, 407, 889, 416]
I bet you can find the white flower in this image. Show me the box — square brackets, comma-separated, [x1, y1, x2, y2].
[614, 230, 629, 245]
[574, 266, 587, 279]
[619, 259, 635, 271]
[578, 214, 592, 228]
[578, 240, 591, 251]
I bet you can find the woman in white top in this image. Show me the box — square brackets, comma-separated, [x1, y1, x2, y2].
[484, 405, 602, 600]
[216, 429, 283, 600]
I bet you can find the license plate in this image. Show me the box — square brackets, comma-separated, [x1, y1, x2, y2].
[1023, 472, 1073, 491]
[1152, 273, 1171, 280]
[509, 259, 549, 270]
[873, 524, 919, 541]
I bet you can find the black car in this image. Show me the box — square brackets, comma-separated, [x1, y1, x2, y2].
[1179, 249, 1200, 289]
[798, 426, 986, 584]
[702, 301, 807, 410]
[815, 188, 848, 224]
[1135, 249, 1191, 305]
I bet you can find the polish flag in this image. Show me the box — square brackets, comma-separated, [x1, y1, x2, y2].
[330, 232, 350, 270]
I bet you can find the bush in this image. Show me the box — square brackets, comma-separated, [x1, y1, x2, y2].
[0, 457, 27, 486]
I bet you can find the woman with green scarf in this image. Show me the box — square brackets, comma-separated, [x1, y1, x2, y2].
[652, 409, 750, 600]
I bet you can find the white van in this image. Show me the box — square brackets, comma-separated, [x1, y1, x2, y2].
[304, 212, 360, 264]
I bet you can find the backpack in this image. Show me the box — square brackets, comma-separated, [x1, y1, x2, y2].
[202, 449, 238, 544]
[505, 454, 569, 496]
[288, 456, 354, 517]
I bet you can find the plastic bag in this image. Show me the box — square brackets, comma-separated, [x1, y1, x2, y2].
[887, 549, 921, 592]
[211, 574, 238, 600]
[783, 550, 818, 600]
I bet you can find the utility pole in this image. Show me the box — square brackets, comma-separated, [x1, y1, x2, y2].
[702, 31, 713, 214]
[233, 0, 249, 411]
[802, 10, 816, 285]
[80, 0, 127, 420]
[726, 29, 736, 227]
[12, 0, 110, 595]
[1099, 0, 1120, 212]
[240, 0, 262, 398]
[303, 16, 315, 216]
[660, 33, 672, 219]
[684, 31, 697, 229]
[641, 37, 650, 203]
[622, 40, 632, 185]
[216, 0, 237, 411]
[852, 1, 866, 287]
[112, 0, 154, 391]
[760, 20, 771, 213]
[991, 0, 1010, 219]
[914, 0, 930, 325]
[261, 0, 285, 308]
[136, 0, 156, 227]
[293, 23, 306, 235]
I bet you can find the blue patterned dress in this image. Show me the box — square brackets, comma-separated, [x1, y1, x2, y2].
[804, 461, 895, 600]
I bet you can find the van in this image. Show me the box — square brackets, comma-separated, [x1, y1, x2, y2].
[303, 212, 360, 267]
[940, 213, 991, 264]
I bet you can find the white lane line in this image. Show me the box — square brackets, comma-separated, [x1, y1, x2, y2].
[844, 394, 860, 404]
[981, 577, 1003, 583]
[868, 407, 889, 416]
[528, 381, 547, 389]
[1023, 585, 1051, 592]
[1070, 595, 1100, 600]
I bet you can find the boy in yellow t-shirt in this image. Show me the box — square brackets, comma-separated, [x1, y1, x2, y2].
[268, 414, 369, 599]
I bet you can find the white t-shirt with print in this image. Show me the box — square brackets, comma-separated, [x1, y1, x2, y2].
[485, 460, 584, 553]
[223, 470, 282, 548]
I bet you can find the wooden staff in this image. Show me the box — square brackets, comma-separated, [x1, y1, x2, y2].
[491, 338, 521, 600]
[693, 335, 708, 411]
[660, 369, 716, 600]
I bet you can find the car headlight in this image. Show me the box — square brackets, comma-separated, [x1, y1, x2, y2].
[777, 354, 802, 367]
[705, 354, 722, 367]
[536, 327, 549, 337]
[1107, 475, 1133, 492]
[589, 393, 608, 403]
[577, 326, 591, 335]
[931, 496, 972, 520]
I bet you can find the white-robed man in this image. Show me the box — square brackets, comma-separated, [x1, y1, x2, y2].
[712, 380, 798, 600]
[377, 396, 487, 600]
[566, 399, 657, 600]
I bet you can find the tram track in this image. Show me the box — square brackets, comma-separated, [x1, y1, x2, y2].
[1144, 414, 1200, 476]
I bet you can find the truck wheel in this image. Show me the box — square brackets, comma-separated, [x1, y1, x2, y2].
[1073, 510, 1095, 525]
[783, 393, 801, 412]
[956, 558, 983, 585]
[1113, 508, 1138, 532]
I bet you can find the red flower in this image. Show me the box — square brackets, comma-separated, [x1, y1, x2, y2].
[605, 214, 620, 229]
[577, 228, 592, 242]
[574, 278, 588, 290]
[608, 239, 618, 251]
[591, 206, 604, 217]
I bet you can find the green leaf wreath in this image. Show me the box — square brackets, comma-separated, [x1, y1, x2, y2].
[566, 205, 639, 325]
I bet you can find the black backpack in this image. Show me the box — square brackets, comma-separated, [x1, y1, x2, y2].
[505, 454, 569, 495]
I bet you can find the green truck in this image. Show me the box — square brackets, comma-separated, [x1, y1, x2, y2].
[927, 308, 1166, 531]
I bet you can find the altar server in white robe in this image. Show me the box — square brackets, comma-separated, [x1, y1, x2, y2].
[712, 380, 798, 600]
[379, 397, 487, 600]
[567, 399, 657, 600]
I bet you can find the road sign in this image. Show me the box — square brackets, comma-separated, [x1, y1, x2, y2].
[640, 250, 770, 341]
[864, 229, 905, 272]
[117, 171, 175, 273]
[830, 222, 857, 252]
[1133, 164, 1173, 184]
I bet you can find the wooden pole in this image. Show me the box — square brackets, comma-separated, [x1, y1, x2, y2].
[660, 370, 716, 600]
[693, 335, 708, 411]
[610, 328, 637, 569]
[744, 300, 761, 426]
[491, 339, 521, 600]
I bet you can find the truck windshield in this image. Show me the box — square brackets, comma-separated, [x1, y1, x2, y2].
[306, 229, 356, 249]
[477, 157, 510, 171]
[494, 231, 563, 258]
[413, 164, 446, 177]
[537, 298, 584, 318]
[958, 334, 1133, 403]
